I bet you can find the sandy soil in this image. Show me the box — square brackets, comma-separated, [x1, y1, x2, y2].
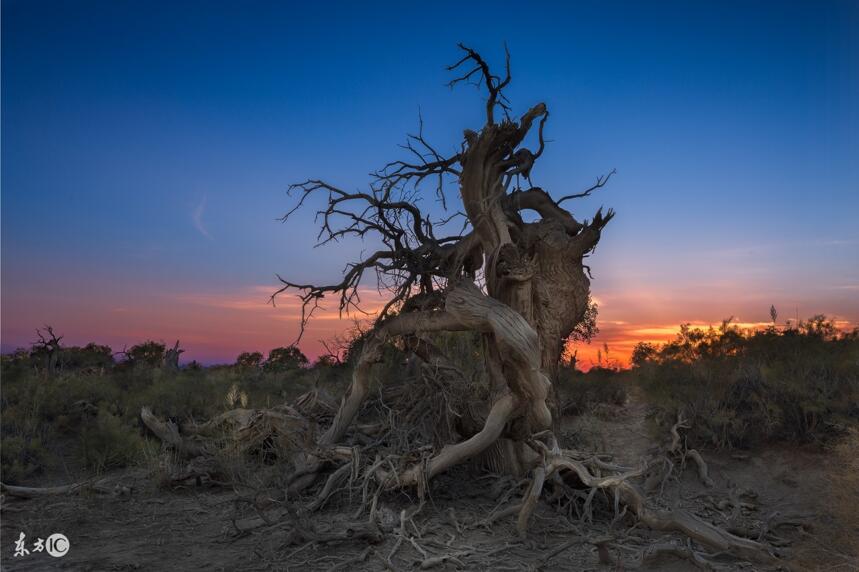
[2, 391, 856, 571]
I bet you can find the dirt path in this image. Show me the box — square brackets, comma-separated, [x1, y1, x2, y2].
[566, 385, 654, 465]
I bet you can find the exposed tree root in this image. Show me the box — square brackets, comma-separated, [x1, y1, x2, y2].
[141, 382, 785, 570]
[144, 408, 787, 568]
[528, 442, 779, 565]
[595, 537, 727, 571]
[307, 463, 352, 512]
[516, 465, 546, 536]
[383, 393, 518, 488]
[668, 410, 715, 487]
[0, 479, 131, 498]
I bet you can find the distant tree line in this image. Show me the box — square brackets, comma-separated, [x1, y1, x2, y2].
[6, 325, 356, 375]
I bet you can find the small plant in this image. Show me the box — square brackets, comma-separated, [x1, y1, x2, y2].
[225, 383, 248, 409]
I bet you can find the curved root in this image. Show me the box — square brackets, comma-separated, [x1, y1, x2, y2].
[531, 445, 779, 566]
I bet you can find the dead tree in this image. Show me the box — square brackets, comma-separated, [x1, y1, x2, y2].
[272, 45, 779, 562]
[275, 44, 613, 474]
[142, 45, 781, 566]
[32, 325, 63, 376]
[162, 340, 184, 371]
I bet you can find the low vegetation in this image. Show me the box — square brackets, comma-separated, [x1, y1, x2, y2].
[633, 315, 859, 448]
[556, 365, 629, 418]
[5, 314, 856, 485]
[0, 336, 350, 484]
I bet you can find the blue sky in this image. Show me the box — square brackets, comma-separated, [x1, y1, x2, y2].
[2, 0, 857, 363]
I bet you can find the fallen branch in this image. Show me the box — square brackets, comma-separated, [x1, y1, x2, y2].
[1, 479, 130, 498]
[141, 406, 206, 458]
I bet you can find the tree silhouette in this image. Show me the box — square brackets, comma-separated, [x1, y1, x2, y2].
[264, 346, 309, 371]
[236, 351, 264, 368]
[31, 325, 63, 376]
[125, 340, 166, 367]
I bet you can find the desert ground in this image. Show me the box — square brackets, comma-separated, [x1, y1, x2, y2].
[3, 385, 855, 571]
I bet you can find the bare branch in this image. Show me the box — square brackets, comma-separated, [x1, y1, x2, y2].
[375, 120, 462, 209]
[506, 187, 583, 235]
[533, 109, 550, 159]
[270, 250, 398, 341]
[556, 169, 616, 205]
[447, 43, 512, 125]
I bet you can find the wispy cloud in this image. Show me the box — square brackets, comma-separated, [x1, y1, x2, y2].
[814, 238, 858, 247]
[829, 284, 859, 291]
[171, 285, 389, 318]
[192, 196, 213, 240]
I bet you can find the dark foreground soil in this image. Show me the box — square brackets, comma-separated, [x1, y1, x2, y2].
[2, 392, 857, 571]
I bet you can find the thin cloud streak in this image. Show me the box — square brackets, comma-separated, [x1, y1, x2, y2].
[192, 196, 213, 240]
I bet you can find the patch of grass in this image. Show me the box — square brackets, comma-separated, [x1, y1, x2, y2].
[78, 411, 147, 472]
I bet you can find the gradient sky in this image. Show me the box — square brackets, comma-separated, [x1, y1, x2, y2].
[2, 0, 858, 367]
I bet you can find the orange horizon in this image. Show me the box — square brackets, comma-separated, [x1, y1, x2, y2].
[2, 282, 854, 370]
